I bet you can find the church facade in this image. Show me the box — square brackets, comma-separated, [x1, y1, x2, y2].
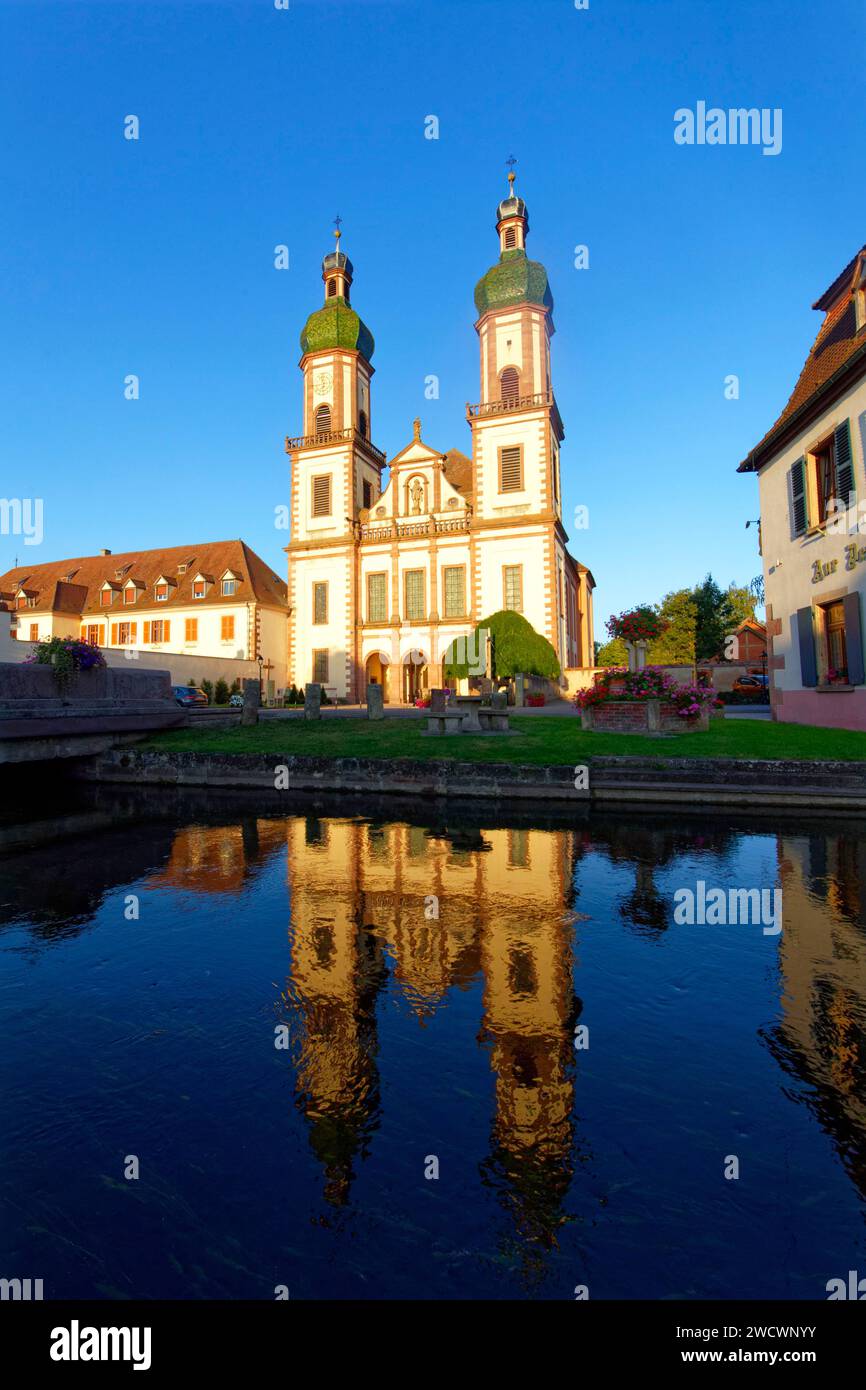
[285, 181, 595, 703]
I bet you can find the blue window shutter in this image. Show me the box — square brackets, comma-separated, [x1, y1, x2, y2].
[834, 420, 855, 507]
[843, 592, 864, 685]
[796, 606, 817, 687]
[789, 457, 807, 536]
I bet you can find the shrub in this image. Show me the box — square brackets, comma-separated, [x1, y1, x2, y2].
[214, 678, 230, 705]
[26, 635, 106, 691]
[444, 610, 560, 681]
[201, 679, 214, 703]
[230, 678, 241, 695]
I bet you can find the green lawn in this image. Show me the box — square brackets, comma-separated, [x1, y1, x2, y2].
[141, 714, 866, 763]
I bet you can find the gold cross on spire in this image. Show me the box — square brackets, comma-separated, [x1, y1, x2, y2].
[333, 213, 343, 248]
[505, 154, 517, 194]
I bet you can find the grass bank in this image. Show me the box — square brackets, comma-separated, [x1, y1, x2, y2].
[140, 715, 866, 763]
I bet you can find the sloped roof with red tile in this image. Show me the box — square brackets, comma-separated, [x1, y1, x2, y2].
[0, 540, 287, 615]
[443, 448, 473, 496]
[739, 246, 866, 472]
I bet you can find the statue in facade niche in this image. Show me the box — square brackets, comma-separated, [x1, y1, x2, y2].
[409, 478, 424, 514]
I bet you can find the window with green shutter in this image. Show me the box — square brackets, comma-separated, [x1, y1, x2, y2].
[367, 572, 387, 623]
[443, 565, 465, 617]
[834, 419, 855, 507]
[789, 457, 807, 537]
[404, 569, 425, 620]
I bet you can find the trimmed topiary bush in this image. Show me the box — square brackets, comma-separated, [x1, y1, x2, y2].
[443, 610, 560, 682]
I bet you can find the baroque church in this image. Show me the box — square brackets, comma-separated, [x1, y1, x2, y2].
[285, 175, 595, 703]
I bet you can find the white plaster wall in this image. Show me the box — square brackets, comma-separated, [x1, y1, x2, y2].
[756, 381, 866, 691]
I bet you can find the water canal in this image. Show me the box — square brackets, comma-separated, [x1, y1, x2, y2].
[1, 781, 864, 1300]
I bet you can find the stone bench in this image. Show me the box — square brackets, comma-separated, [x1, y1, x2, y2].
[426, 710, 467, 735]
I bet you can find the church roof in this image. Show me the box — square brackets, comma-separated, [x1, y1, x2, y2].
[474, 248, 553, 317]
[443, 448, 473, 496]
[300, 298, 375, 361]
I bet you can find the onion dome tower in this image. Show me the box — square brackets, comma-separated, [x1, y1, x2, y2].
[473, 166, 554, 319]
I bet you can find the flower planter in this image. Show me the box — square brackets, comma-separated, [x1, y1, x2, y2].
[581, 698, 709, 735]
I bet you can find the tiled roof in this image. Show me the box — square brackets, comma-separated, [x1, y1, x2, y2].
[443, 448, 473, 496]
[0, 540, 287, 616]
[739, 245, 866, 472]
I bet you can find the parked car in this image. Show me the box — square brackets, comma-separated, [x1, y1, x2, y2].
[229, 692, 244, 708]
[731, 674, 769, 696]
[172, 685, 208, 708]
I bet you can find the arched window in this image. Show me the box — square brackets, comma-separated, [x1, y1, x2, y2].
[504, 226, 517, 249]
[314, 404, 331, 435]
[500, 366, 520, 406]
[358, 409, 368, 438]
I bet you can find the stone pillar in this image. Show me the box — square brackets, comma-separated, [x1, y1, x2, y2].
[241, 678, 260, 726]
[514, 673, 525, 708]
[304, 682, 322, 720]
[366, 683, 384, 720]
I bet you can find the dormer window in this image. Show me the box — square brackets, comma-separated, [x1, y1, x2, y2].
[100, 587, 115, 608]
[155, 582, 169, 602]
[856, 261, 866, 332]
[221, 578, 238, 597]
[124, 586, 137, 605]
[193, 579, 207, 599]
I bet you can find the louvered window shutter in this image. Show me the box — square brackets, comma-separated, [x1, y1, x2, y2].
[796, 606, 817, 687]
[500, 368, 519, 406]
[80, 625, 86, 639]
[500, 446, 522, 492]
[143, 621, 150, 643]
[130, 623, 137, 642]
[834, 420, 855, 507]
[164, 620, 170, 641]
[843, 593, 865, 685]
[312, 475, 332, 516]
[99, 624, 105, 645]
[315, 405, 331, 435]
[789, 458, 807, 537]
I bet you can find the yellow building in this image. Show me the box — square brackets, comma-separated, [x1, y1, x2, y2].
[0, 539, 288, 697]
[286, 177, 595, 702]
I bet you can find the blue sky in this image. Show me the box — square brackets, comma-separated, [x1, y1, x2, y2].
[2, 0, 864, 624]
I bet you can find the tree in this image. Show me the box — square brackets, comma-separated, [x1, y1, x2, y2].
[724, 582, 757, 628]
[444, 610, 560, 681]
[595, 636, 628, 667]
[649, 589, 696, 665]
[692, 574, 733, 663]
[214, 678, 230, 705]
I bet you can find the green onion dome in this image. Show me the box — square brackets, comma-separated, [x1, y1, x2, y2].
[474, 247, 554, 317]
[300, 298, 375, 360]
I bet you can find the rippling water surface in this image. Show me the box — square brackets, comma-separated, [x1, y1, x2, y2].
[1, 785, 864, 1299]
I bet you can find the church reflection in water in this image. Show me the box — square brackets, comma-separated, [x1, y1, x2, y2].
[141, 806, 866, 1251]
